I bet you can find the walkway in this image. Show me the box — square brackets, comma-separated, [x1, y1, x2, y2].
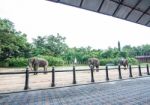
[0, 77, 150, 105]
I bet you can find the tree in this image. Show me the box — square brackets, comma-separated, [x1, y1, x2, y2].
[32, 36, 47, 55]
[100, 48, 115, 58]
[118, 41, 121, 51]
[62, 48, 75, 64]
[0, 18, 15, 33]
[141, 44, 150, 55]
[46, 33, 68, 56]
[0, 18, 32, 61]
[32, 33, 68, 56]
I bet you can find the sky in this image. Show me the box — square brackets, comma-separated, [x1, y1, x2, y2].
[0, 0, 150, 50]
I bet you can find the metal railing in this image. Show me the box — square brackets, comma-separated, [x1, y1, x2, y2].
[0, 64, 150, 90]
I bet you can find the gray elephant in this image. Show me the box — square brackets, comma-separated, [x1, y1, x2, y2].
[119, 58, 128, 69]
[28, 57, 48, 75]
[88, 58, 100, 72]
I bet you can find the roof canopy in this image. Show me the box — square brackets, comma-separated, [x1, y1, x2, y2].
[48, 0, 150, 27]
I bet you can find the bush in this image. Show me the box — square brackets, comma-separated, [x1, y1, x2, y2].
[0, 61, 9, 67]
[100, 59, 111, 66]
[127, 57, 138, 65]
[37, 55, 65, 66]
[7, 57, 28, 67]
[100, 58, 138, 66]
[0, 56, 65, 67]
[100, 58, 118, 66]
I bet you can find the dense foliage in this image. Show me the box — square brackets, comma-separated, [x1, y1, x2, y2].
[0, 18, 149, 67]
[32, 34, 68, 56]
[0, 18, 32, 66]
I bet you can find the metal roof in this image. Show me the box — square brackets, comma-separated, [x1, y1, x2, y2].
[48, 0, 150, 27]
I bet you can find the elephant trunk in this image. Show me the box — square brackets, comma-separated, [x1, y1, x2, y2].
[29, 63, 33, 71]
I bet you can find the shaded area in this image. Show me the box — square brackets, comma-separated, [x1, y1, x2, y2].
[0, 77, 150, 105]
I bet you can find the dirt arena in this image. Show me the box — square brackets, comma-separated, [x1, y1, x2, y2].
[0, 66, 148, 93]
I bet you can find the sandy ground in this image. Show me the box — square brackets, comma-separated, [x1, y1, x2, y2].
[0, 66, 148, 93]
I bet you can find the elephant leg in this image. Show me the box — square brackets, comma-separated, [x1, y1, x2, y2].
[89, 64, 93, 71]
[125, 65, 128, 70]
[124, 65, 126, 70]
[43, 67, 47, 74]
[33, 66, 36, 75]
[93, 66, 95, 72]
[33, 66, 38, 75]
[33, 70, 37, 75]
[96, 66, 99, 72]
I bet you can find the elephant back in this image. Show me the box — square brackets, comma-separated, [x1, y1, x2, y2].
[119, 58, 128, 66]
[88, 58, 100, 66]
[37, 58, 48, 67]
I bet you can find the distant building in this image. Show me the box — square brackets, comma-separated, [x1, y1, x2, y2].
[136, 56, 150, 63]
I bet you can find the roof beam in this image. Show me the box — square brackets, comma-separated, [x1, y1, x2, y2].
[145, 20, 150, 26]
[48, 0, 150, 27]
[112, 0, 124, 16]
[97, 0, 105, 12]
[136, 6, 150, 23]
[110, 0, 150, 16]
[79, 0, 84, 7]
[125, 0, 142, 19]
[48, 0, 59, 2]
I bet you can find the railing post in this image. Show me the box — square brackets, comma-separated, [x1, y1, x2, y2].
[129, 65, 133, 77]
[90, 65, 95, 82]
[73, 66, 76, 84]
[146, 64, 150, 75]
[51, 66, 55, 87]
[138, 65, 142, 76]
[105, 65, 109, 81]
[118, 65, 122, 79]
[24, 67, 29, 90]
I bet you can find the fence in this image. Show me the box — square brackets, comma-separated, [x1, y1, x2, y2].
[0, 64, 150, 91]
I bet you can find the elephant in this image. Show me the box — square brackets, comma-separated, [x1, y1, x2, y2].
[28, 57, 48, 75]
[119, 58, 128, 69]
[88, 58, 100, 72]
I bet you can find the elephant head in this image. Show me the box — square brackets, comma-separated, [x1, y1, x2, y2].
[88, 58, 100, 72]
[28, 57, 36, 71]
[28, 57, 48, 75]
[119, 58, 128, 69]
